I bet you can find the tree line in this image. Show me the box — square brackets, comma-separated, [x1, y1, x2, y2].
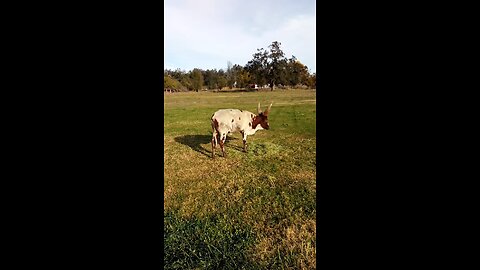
[164, 41, 316, 92]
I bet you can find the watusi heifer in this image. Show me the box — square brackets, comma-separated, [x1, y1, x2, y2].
[211, 102, 272, 158]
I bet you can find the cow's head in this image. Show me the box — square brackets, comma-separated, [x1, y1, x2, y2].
[256, 102, 272, 130]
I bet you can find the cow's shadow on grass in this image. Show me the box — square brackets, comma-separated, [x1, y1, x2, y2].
[174, 135, 242, 157]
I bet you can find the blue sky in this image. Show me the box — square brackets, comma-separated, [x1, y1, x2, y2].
[164, 0, 316, 73]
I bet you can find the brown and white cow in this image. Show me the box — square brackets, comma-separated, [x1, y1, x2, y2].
[211, 103, 272, 158]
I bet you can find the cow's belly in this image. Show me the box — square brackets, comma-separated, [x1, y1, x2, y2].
[230, 124, 240, 133]
[245, 128, 257, 136]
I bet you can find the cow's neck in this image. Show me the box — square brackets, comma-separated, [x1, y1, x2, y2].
[252, 115, 262, 129]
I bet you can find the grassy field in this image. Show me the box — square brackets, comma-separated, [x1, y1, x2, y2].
[164, 89, 316, 269]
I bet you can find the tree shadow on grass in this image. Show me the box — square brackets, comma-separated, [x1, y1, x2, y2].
[174, 135, 241, 158]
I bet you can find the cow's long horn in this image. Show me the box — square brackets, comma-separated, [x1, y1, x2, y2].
[265, 103, 273, 115]
[257, 102, 262, 114]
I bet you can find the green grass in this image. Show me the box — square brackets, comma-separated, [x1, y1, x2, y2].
[164, 89, 316, 269]
[164, 211, 257, 269]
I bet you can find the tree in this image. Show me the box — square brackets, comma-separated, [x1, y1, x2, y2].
[164, 68, 187, 82]
[164, 41, 316, 92]
[190, 68, 203, 92]
[217, 69, 227, 90]
[164, 75, 187, 92]
[306, 72, 316, 89]
[286, 56, 310, 88]
[245, 48, 268, 87]
[181, 76, 193, 91]
[267, 41, 287, 90]
[226, 61, 235, 88]
[202, 69, 216, 90]
[230, 64, 250, 88]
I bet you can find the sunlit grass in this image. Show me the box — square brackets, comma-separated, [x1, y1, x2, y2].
[164, 89, 316, 269]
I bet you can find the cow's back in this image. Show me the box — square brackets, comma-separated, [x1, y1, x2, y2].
[212, 109, 254, 133]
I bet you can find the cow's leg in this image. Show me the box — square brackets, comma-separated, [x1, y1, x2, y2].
[241, 132, 248, 152]
[211, 136, 216, 158]
[219, 133, 227, 157]
[211, 124, 218, 158]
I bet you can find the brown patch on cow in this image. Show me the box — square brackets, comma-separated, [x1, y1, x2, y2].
[252, 116, 260, 128]
[213, 119, 219, 130]
[252, 114, 269, 129]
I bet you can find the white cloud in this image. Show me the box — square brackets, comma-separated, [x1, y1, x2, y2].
[164, 0, 316, 72]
